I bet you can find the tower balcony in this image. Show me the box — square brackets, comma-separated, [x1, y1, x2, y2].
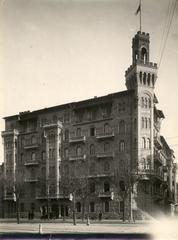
[96, 152, 114, 159]
[96, 130, 114, 139]
[24, 177, 39, 183]
[69, 154, 86, 161]
[69, 136, 86, 144]
[154, 136, 162, 150]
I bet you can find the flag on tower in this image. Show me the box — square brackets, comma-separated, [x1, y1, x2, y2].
[135, 3, 141, 15]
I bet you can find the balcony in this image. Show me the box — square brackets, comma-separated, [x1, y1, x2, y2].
[36, 194, 60, 200]
[98, 191, 112, 198]
[24, 160, 39, 166]
[96, 152, 114, 159]
[88, 172, 114, 178]
[154, 153, 163, 165]
[96, 130, 114, 139]
[1, 129, 19, 137]
[69, 136, 86, 144]
[24, 178, 39, 183]
[3, 193, 15, 201]
[43, 120, 62, 129]
[69, 154, 86, 161]
[154, 136, 162, 150]
[24, 142, 39, 150]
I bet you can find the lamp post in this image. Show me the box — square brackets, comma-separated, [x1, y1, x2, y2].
[69, 192, 76, 225]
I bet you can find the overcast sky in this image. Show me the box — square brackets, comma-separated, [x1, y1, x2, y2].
[0, 0, 178, 167]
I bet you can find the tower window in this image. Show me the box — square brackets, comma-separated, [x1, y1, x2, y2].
[145, 118, 148, 128]
[142, 117, 144, 128]
[141, 97, 144, 108]
[141, 47, 147, 63]
[142, 138, 146, 149]
[143, 73, 146, 85]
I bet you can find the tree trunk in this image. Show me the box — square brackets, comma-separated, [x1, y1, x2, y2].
[123, 199, 125, 222]
[82, 198, 85, 221]
[73, 192, 76, 225]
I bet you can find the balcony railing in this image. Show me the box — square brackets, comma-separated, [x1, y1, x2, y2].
[24, 160, 39, 166]
[96, 152, 114, 159]
[3, 193, 15, 201]
[69, 154, 86, 161]
[1, 129, 18, 137]
[88, 172, 114, 178]
[24, 178, 39, 183]
[96, 130, 114, 139]
[69, 136, 86, 143]
[98, 191, 112, 198]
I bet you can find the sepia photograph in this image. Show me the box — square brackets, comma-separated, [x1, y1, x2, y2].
[0, 0, 178, 239]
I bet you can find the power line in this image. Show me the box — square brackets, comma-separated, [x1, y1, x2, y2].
[158, 0, 178, 68]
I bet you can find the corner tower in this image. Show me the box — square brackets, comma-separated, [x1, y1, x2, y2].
[125, 31, 157, 171]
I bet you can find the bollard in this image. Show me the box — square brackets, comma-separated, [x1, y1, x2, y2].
[86, 216, 90, 226]
[39, 223, 43, 234]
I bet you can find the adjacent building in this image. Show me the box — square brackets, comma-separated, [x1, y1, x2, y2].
[1, 31, 177, 219]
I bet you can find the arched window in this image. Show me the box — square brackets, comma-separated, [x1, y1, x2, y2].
[90, 183, 95, 193]
[141, 97, 144, 108]
[104, 161, 110, 171]
[104, 142, 110, 152]
[119, 120, 126, 134]
[143, 73, 146, 85]
[147, 73, 150, 86]
[148, 118, 151, 128]
[31, 152, 36, 161]
[90, 144, 95, 155]
[139, 72, 142, 84]
[119, 140, 125, 152]
[76, 128, 81, 137]
[142, 138, 146, 149]
[76, 202, 81, 212]
[145, 98, 148, 108]
[141, 47, 147, 63]
[145, 118, 147, 128]
[147, 138, 151, 149]
[49, 131, 55, 143]
[152, 74, 155, 85]
[104, 182, 110, 192]
[104, 123, 109, 134]
[76, 146, 82, 156]
[142, 117, 144, 128]
[148, 99, 151, 108]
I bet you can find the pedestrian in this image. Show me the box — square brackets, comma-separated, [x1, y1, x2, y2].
[99, 211, 102, 221]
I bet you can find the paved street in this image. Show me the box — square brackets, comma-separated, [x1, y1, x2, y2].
[0, 217, 178, 239]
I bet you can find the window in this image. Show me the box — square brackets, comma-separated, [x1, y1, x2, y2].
[142, 138, 146, 149]
[148, 99, 151, 108]
[147, 138, 151, 149]
[31, 136, 36, 145]
[90, 144, 95, 155]
[42, 151, 46, 161]
[76, 128, 81, 137]
[76, 202, 81, 212]
[104, 182, 110, 192]
[147, 73, 150, 86]
[90, 202, 95, 212]
[90, 127, 95, 136]
[89, 162, 95, 174]
[21, 153, 24, 163]
[119, 120, 126, 134]
[64, 165, 69, 176]
[149, 118, 151, 128]
[141, 97, 144, 108]
[145, 118, 147, 128]
[145, 98, 148, 108]
[105, 201, 110, 212]
[64, 129, 69, 141]
[139, 72, 142, 83]
[142, 117, 144, 128]
[104, 123, 109, 134]
[143, 73, 146, 85]
[90, 183, 95, 193]
[140, 158, 146, 170]
[76, 146, 82, 156]
[104, 142, 110, 152]
[64, 148, 69, 159]
[119, 140, 125, 152]
[49, 131, 55, 143]
[31, 152, 36, 161]
[141, 47, 147, 63]
[104, 161, 110, 171]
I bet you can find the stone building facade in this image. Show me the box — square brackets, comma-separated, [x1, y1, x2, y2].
[1, 31, 177, 219]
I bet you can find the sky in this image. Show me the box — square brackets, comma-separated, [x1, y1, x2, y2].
[0, 0, 178, 171]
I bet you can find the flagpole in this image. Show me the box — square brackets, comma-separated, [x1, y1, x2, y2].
[140, 0, 142, 32]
